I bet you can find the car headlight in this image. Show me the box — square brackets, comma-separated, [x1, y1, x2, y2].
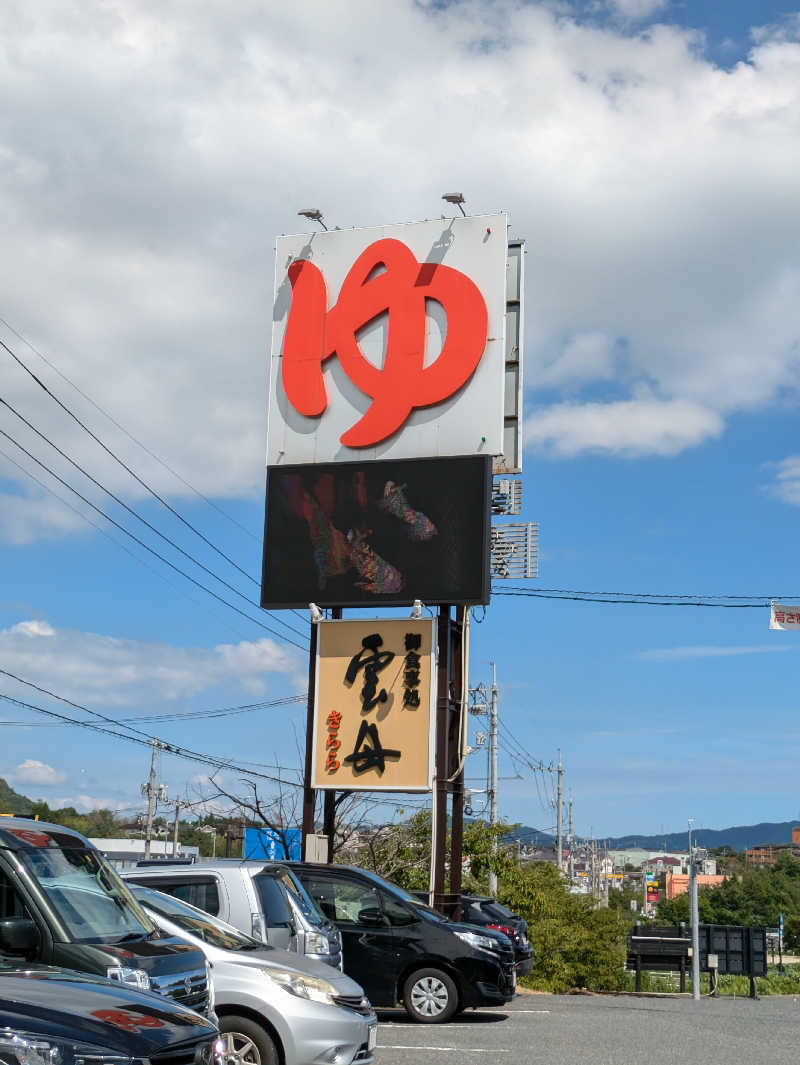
[0, 1030, 132, 1065]
[454, 930, 501, 954]
[304, 932, 330, 955]
[106, 966, 150, 992]
[261, 968, 338, 1005]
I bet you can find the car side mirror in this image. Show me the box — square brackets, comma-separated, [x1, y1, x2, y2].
[0, 918, 40, 956]
[357, 907, 388, 927]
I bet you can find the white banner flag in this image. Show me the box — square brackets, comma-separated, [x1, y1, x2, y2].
[770, 603, 800, 630]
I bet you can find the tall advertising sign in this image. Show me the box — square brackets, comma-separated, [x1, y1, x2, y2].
[267, 214, 508, 466]
[262, 213, 509, 608]
[311, 618, 436, 791]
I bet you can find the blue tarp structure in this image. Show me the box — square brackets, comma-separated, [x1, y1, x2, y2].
[243, 826, 302, 860]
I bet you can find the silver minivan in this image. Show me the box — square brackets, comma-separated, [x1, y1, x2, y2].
[129, 883, 377, 1065]
[123, 859, 342, 969]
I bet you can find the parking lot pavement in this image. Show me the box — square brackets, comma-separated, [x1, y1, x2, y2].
[375, 992, 800, 1065]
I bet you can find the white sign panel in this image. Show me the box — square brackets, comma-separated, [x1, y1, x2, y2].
[267, 213, 508, 465]
[769, 603, 800, 630]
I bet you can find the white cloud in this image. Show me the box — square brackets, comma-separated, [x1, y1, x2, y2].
[50, 794, 133, 813]
[537, 332, 618, 389]
[640, 644, 796, 661]
[0, 618, 299, 706]
[607, 0, 668, 20]
[762, 456, 800, 506]
[9, 620, 55, 637]
[524, 397, 724, 457]
[11, 759, 67, 785]
[0, 0, 798, 526]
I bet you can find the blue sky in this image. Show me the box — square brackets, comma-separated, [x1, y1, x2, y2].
[1, 0, 800, 841]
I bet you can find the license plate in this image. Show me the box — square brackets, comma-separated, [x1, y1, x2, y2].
[368, 1024, 378, 1051]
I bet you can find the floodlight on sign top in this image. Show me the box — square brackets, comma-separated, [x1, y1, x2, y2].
[297, 208, 328, 230]
[442, 192, 467, 216]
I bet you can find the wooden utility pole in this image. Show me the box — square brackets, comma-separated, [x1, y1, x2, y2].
[488, 661, 498, 897]
[556, 749, 563, 872]
[143, 739, 159, 860]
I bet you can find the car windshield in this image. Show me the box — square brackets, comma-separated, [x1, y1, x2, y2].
[483, 901, 515, 921]
[131, 886, 266, 952]
[276, 870, 325, 924]
[14, 842, 155, 943]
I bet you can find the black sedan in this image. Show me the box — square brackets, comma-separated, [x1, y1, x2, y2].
[461, 895, 534, 975]
[0, 960, 221, 1065]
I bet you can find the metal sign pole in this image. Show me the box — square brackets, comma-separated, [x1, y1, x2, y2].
[301, 619, 318, 856]
[432, 605, 452, 912]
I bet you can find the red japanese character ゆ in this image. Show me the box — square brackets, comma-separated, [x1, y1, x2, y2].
[282, 239, 488, 448]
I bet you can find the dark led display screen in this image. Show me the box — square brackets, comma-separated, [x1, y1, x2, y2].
[261, 456, 491, 608]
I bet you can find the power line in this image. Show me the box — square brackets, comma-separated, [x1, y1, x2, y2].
[0, 442, 259, 645]
[0, 693, 307, 728]
[0, 677, 431, 818]
[491, 587, 778, 607]
[0, 392, 306, 644]
[0, 426, 308, 650]
[0, 325, 260, 544]
[0, 673, 303, 788]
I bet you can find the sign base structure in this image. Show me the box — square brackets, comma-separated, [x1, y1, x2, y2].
[299, 605, 468, 920]
[261, 456, 491, 608]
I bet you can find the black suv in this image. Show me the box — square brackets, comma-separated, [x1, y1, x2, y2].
[461, 895, 533, 975]
[0, 818, 211, 1014]
[291, 863, 516, 1023]
[0, 960, 220, 1065]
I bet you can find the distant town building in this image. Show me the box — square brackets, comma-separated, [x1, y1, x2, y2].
[608, 848, 687, 870]
[745, 826, 800, 867]
[664, 870, 727, 899]
[91, 837, 199, 870]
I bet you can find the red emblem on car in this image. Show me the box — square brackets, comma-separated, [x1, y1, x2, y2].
[282, 238, 488, 447]
[91, 1010, 164, 1031]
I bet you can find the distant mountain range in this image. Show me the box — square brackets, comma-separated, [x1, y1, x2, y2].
[0, 778, 34, 814]
[512, 820, 800, 853]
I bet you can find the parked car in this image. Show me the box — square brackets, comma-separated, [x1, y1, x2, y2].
[290, 863, 517, 1023]
[0, 958, 221, 1065]
[460, 895, 533, 975]
[128, 883, 377, 1065]
[123, 859, 342, 969]
[0, 818, 211, 1014]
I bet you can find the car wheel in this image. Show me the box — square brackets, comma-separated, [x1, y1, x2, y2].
[403, 967, 459, 1023]
[218, 1015, 279, 1065]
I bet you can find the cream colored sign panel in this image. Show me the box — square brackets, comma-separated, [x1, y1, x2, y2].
[312, 618, 436, 791]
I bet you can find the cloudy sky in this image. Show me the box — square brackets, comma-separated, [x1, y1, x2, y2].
[1, 0, 800, 837]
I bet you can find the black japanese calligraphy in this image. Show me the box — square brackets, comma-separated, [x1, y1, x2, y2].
[343, 720, 401, 775]
[344, 633, 395, 711]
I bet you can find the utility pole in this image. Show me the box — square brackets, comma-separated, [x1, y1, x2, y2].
[590, 838, 596, 901]
[688, 818, 700, 1001]
[555, 749, 563, 872]
[142, 739, 159, 860]
[170, 798, 191, 857]
[567, 796, 574, 883]
[488, 662, 499, 897]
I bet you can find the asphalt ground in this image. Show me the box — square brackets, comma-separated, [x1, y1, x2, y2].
[374, 991, 800, 1064]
